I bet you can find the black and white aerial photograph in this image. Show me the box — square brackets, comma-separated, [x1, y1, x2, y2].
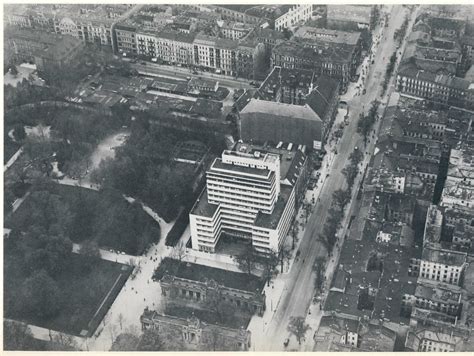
[2, 1, 474, 352]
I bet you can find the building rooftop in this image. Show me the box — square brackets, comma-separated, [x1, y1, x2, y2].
[241, 99, 322, 122]
[154, 257, 265, 293]
[405, 320, 473, 351]
[398, 60, 474, 91]
[254, 185, 292, 229]
[141, 309, 251, 338]
[306, 75, 340, 121]
[5, 27, 84, 60]
[232, 141, 306, 185]
[190, 189, 218, 218]
[422, 246, 467, 266]
[415, 280, 462, 304]
[155, 29, 196, 43]
[358, 322, 397, 351]
[326, 5, 373, 25]
[256, 66, 317, 102]
[293, 27, 361, 46]
[273, 39, 355, 65]
[188, 76, 219, 89]
[324, 196, 420, 324]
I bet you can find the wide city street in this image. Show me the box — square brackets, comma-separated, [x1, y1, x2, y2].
[255, 5, 415, 351]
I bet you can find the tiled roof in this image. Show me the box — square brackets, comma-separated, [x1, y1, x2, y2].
[306, 75, 340, 121]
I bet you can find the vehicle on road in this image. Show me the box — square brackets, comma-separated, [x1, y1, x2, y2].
[186, 76, 191, 81]
[192, 70, 198, 74]
[362, 89, 367, 95]
[284, 339, 289, 347]
[140, 61, 146, 65]
[355, 146, 359, 150]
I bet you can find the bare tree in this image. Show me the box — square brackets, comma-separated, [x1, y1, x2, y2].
[262, 252, 279, 286]
[313, 257, 326, 293]
[49, 333, 78, 351]
[234, 243, 258, 276]
[172, 241, 186, 262]
[287, 316, 311, 345]
[332, 189, 351, 209]
[279, 243, 292, 273]
[205, 289, 236, 324]
[208, 327, 226, 351]
[117, 313, 124, 331]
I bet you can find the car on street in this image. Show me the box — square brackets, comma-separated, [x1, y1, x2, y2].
[186, 76, 191, 81]
[283, 339, 289, 347]
[140, 61, 146, 65]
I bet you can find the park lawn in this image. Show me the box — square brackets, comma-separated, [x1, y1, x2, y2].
[4, 251, 131, 337]
[5, 183, 160, 255]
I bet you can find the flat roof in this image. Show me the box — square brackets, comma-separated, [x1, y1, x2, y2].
[233, 142, 306, 184]
[254, 185, 292, 229]
[415, 280, 462, 304]
[190, 189, 218, 218]
[422, 247, 467, 266]
[211, 157, 271, 177]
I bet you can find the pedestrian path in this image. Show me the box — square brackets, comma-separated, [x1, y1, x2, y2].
[4, 147, 23, 172]
[72, 243, 138, 265]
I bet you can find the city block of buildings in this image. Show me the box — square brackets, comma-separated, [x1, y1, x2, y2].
[189, 141, 309, 254]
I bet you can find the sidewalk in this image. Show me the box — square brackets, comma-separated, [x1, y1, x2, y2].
[4, 147, 23, 172]
[72, 243, 138, 266]
[81, 204, 176, 351]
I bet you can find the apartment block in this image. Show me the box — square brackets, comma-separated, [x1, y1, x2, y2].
[441, 146, 474, 211]
[396, 63, 474, 110]
[271, 39, 358, 94]
[419, 247, 467, 285]
[4, 27, 84, 71]
[274, 4, 313, 31]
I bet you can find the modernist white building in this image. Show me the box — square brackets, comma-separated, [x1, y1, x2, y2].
[190, 142, 307, 254]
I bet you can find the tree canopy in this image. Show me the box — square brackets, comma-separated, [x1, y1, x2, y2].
[287, 316, 311, 345]
[20, 270, 62, 320]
